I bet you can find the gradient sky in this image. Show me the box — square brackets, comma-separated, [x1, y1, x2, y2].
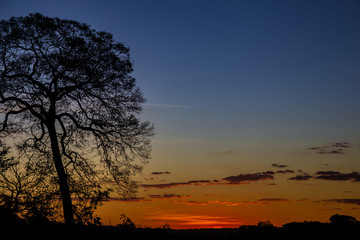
[1, 0, 360, 228]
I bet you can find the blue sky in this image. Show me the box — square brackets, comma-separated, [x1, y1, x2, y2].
[1, 0, 360, 226]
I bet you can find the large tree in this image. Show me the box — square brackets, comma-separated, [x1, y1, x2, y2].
[0, 13, 154, 224]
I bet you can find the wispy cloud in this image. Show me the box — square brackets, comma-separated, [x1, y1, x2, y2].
[314, 199, 360, 206]
[307, 141, 351, 155]
[287, 171, 360, 182]
[148, 194, 191, 199]
[169, 198, 307, 207]
[314, 171, 360, 182]
[258, 198, 291, 203]
[222, 171, 275, 184]
[168, 199, 264, 207]
[288, 173, 313, 181]
[276, 170, 295, 174]
[144, 213, 245, 228]
[272, 163, 288, 168]
[151, 171, 171, 175]
[141, 171, 276, 189]
[142, 169, 360, 190]
[141, 180, 212, 189]
[108, 197, 151, 202]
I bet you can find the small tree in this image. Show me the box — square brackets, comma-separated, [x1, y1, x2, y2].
[0, 13, 154, 224]
[117, 213, 136, 229]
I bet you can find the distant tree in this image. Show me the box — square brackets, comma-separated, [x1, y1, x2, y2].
[117, 214, 136, 229]
[257, 220, 274, 228]
[329, 214, 358, 225]
[0, 13, 154, 224]
[162, 223, 171, 229]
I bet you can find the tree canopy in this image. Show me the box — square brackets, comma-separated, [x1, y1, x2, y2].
[0, 13, 154, 224]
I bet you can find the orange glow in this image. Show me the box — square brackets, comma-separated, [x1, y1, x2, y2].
[143, 213, 246, 229]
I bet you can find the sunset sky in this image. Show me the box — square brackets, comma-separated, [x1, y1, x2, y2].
[1, 0, 360, 228]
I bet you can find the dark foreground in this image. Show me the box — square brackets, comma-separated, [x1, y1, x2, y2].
[1, 219, 360, 240]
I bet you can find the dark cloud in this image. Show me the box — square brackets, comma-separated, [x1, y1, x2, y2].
[148, 194, 190, 199]
[318, 149, 345, 154]
[272, 163, 288, 168]
[287, 170, 360, 182]
[331, 142, 351, 148]
[188, 180, 212, 185]
[276, 170, 295, 174]
[222, 171, 275, 184]
[307, 142, 351, 155]
[315, 199, 360, 206]
[108, 197, 150, 202]
[258, 198, 290, 203]
[151, 171, 171, 175]
[314, 171, 360, 182]
[141, 171, 276, 189]
[169, 200, 263, 207]
[288, 173, 312, 181]
[141, 180, 211, 189]
[313, 208, 343, 211]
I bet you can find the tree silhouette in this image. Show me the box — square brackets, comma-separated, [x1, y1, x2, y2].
[0, 13, 154, 224]
[329, 214, 358, 225]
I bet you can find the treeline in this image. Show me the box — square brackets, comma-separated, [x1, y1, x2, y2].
[1, 208, 359, 240]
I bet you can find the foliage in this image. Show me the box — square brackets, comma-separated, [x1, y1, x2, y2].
[0, 141, 106, 224]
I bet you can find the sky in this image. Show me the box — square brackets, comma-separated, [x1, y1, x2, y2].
[1, 0, 360, 228]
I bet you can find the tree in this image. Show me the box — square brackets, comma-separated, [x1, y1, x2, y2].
[329, 214, 358, 225]
[117, 213, 136, 230]
[0, 13, 154, 224]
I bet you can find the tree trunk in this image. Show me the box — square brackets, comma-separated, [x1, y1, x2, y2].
[47, 121, 74, 224]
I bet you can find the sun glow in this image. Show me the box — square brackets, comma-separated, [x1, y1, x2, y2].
[144, 213, 246, 229]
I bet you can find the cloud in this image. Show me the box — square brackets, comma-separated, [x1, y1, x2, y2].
[314, 171, 360, 182]
[169, 199, 263, 207]
[318, 149, 345, 154]
[218, 150, 234, 154]
[140, 180, 211, 189]
[141, 171, 277, 189]
[314, 199, 360, 206]
[208, 200, 262, 207]
[108, 197, 150, 202]
[272, 163, 288, 168]
[288, 173, 313, 181]
[287, 171, 360, 182]
[144, 213, 246, 228]
[276, 170, 295, 174]
[331, 142, 352, 148]
[148, 194, 191, 199]
[258, 198, 291, 203]
[313, 208, 343, 211]
[151, 171, 171, 175]
[222, 171, 275, 184]
[307, 141, 351, 155]
[171, 198, 307, 207]
[144, 177, 154, 181]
